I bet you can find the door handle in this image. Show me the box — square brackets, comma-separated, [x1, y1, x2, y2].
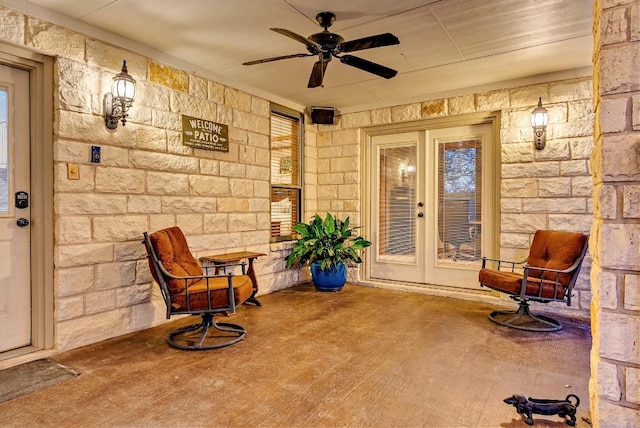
[417, 212, 424, 218]
[17, 218, 30, 227]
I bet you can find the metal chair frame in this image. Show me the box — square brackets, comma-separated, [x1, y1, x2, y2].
[143, 231, 249, 350]
[480, 236, 588, 332]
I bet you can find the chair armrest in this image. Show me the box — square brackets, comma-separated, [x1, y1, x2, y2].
[481, 256, 528, 272]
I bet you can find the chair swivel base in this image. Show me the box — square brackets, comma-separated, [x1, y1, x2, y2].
[489, 301, 563, 332]
[167, 313, 246, 350]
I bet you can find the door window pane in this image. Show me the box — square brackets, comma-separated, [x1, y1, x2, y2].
[437, 138, 482, 265]
[378, 145, 416, 259]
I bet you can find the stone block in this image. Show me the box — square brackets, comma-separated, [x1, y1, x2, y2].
[600, 223, 640, 270]
[56, 216, 91, 245]
[477, 90, 509, 111]
[341, 112, 371, 128]
[0, 8, 24, 45]
[601, 7, 628, 45]
[149, 61, 189, 92]
[318, 173, 345, 185]
[163, 196, 218, 213]
[318, 146, 342, 158]
[135, 259, 153, 284]
[85, 39, 146, 80]
[54, 193, 127, 215]
[127, 195, 162, 214]
[56, 243, 114, 268]
[134, 126, 167, 151]
[96, 167, 145, 194]
[56, 266, 95, 297]
[117, 283, 152, 307]
[509, 85, 549, 108]
[371, 108, 392, 124]
[208, 80, 225, 104]
[332, 129, 359, 146]
[548, 214, 594, 232]
[245, 165, 270, 181]
[225, 87, 252, 112]
[421, 99, 447, 117]
[130, 150, 198, 173]
[599, 312, 640, 364]
[624, 274, 640, 311]
[56, 308, 132, 351]
[96, 261, 137, 290]
[572, 176, 594, 197]
[501, 214, 547, 233]
[597, 361, 622, 400]
[147, 171, 190, 195]
[593, 267, 618, 310]
[233, 110, 270, 135]
[229, 213, 257, 232]
[501, 178, 537, 197]
[93, 215, 148, 242]
[153, 110, 182, 131]
[188, 175, 229, 196]
[623, 185, 640, 218]
[448, 95, 475, 115]
[59, 87, 91, 113]
[549, 78, 592, 102]
[501, 143, 534, 163]
[500, 233, 530, 248]
[219, 161, 246, 178]
[84, 290, 116, 315]
[149, 214, 175, 232]
[595, 184, 618, 220]
[216, 198, 249, 213]
[331, 157, 358, 173]
[561, 159, 589, 176]
[633, 94, 640, 130]
[55, 295, 85, 321]
[522, 198, 586, 213]
[203, 213, 228, 233]
[600, 44, 640, 94]
[176, 214, 203, 235]
[500, 198, 522, 213]
[114, 241, 147, 261]
[594, 401, 640, 428]
[27, 19, 85, 61]
[502, 162, 559, 178]
[601, 97, 629, 133]
[391, 103, 421, 122]
[538, 177, 571, 197]
[626, 367, 640, 404]
[569, 137, 594, 160]
[229, 178, 253, 198]
[188, 74, 207, 99]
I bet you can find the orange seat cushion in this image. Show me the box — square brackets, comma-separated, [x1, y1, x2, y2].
[478, 269, 566, 300]
[527, 230, 587, 286]
[149, 227, 203, 293]
[171, 275, 253, 312]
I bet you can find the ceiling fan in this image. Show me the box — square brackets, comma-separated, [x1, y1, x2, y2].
[242, 11, 400, 88]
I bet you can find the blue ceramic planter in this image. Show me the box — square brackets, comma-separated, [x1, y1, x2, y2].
[310, 261, 347, 292]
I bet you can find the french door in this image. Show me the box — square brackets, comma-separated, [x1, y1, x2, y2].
[369, 122, 496, 289]
[0, 63, 31, 353]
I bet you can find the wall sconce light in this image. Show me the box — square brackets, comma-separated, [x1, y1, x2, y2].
[104, 60, 136, 130]
[530, 97, 549, 150]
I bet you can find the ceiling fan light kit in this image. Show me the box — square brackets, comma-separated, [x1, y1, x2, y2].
[243, 11, 400, 88]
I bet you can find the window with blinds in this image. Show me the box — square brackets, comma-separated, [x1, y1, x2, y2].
[437, 138, 482, 263]
[378, 145, 417, 259]
[270, 106, 302, 241]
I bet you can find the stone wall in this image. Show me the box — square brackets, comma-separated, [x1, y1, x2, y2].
[0, 5, 302, 351]
[316, 78, 594, 314]
[591, 0, 640, 425]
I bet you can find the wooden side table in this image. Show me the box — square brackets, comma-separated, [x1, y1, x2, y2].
[199, 251, 266, 306]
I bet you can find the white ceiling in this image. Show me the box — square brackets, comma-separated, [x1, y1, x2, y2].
[7, 0, 593, 113]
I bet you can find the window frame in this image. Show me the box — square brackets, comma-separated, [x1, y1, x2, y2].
[269, 104, 304, 242]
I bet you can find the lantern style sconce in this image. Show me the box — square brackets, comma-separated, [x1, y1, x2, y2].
[530, 97, 549, 150]
[104, 60, 136, 130]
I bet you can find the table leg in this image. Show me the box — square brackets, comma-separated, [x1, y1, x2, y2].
[245, 257, 262, 306]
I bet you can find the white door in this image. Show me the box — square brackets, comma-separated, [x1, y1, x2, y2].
[0, 64, 31, 353]
[369, 124, 495, 289]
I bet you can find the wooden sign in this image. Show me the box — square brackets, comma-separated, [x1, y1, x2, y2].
[182, 115, 229, 152]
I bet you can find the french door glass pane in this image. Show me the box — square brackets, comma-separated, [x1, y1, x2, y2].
[378, 145, 416, 259]
[437, 138, 482, 265]
[0, 88, 7, 214]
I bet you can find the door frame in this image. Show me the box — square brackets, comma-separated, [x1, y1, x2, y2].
[360, 111, 501, 287]
[0, 43, 54, 361]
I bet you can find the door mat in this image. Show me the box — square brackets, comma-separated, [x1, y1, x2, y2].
[0, 358, 79, 403]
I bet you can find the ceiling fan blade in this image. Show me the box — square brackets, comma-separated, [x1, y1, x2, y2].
[339, 33, 400, 53]
[339, 55, 398, 79]
[271, 28, 322, 52]
[308, 59, 329, 88]
[243, 53, 313, 65]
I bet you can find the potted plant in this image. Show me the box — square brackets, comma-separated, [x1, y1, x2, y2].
[286, 213, 372, 291]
